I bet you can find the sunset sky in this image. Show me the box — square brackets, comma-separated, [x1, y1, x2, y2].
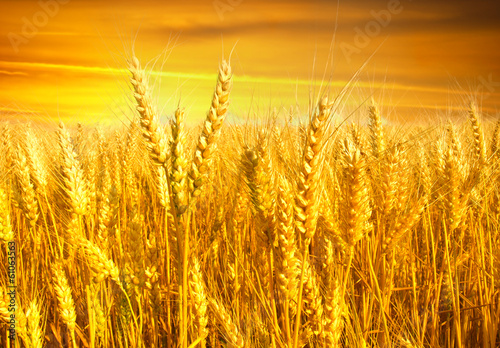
[0, 0, 499, 125]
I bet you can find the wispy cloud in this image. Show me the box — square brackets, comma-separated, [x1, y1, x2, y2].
[0, 69, 27, 76]
[0, 59, 475, 96]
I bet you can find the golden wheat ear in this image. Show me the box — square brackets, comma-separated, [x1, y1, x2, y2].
[52, 261, 77, 345]
[188, 60, 232, 200]
[169, 107, 189, 214]
[368, 99, 386, 159]
[208, 298, 245, 348]
[0, 187, 14, 243]
[339, 138, 371, 249]
[129, 56, 169, 167]
[295, 96, 332, 246]
[57, 122, 90, 218]
[468, 102, 486, 166]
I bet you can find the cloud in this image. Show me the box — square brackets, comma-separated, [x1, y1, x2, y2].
[0, 69, 27, 76]
[147, 18, 336, 40]
[338, 0, 500, 32]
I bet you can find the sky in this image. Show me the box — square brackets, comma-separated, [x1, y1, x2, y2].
[0, 0, 499, 126]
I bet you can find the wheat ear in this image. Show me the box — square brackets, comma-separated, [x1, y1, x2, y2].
[129, 56, 169, 167]
[490, 118, 500, 160]
[14, 149, 39, 228]
[293, 97, 331, 348]
[57, 122, 89, 218]
[368, 99, 386, 158]
[188, 60, 232, 201]
[189, 256, 209, 345]
[322, 278, 344, 347]
[0, 187, 14, 243]
[208, 298, 245, 348]
[468, 102, 487, 166]
[170, 107, 189, 214]
[24, 127, 48, 196]
[0, 287, 10, 323]
[25, 300, 44, 348]
[52, 261, 77, 345]
[340, 138, 372, 249]
[78, 236, 120, 284]
[295, 96, 331, 245]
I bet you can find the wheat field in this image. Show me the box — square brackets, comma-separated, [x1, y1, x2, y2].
[0, 56, 499, 348]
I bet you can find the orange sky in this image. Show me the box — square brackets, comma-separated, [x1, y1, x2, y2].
[0, 0, 499, 125]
